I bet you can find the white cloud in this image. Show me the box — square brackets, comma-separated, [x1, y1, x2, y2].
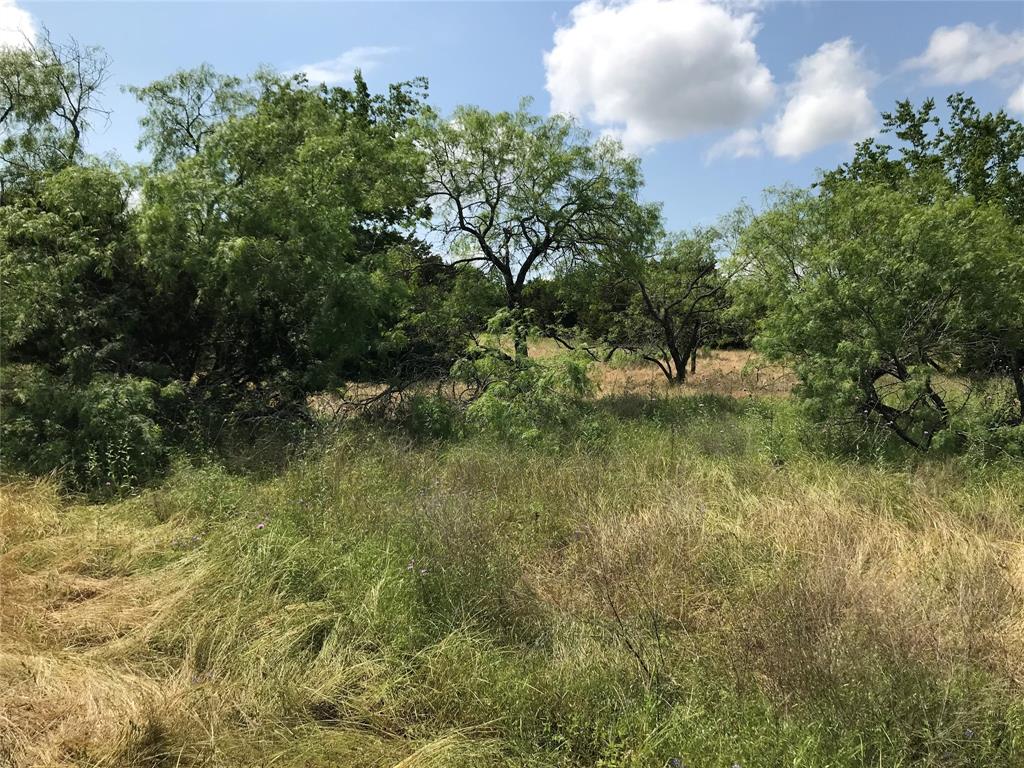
[706, 127, 762, 161]
[1010, 82, 1024, 115]
[907, 23, 1024, 84]
[291, 46, 398, 85]
[764, 38, 876, 159]
[544, 0, 775, 150]
[0, 0, 36, 49]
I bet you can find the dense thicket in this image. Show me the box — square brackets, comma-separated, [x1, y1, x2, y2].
[1, 40, 502, 488]
[2, 36, 1022, 489]
[732, 96, 1024, 455]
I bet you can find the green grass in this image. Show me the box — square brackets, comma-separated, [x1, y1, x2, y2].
[2, 395, 1023, 767]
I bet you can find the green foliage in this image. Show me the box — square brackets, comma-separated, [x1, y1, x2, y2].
[825, 93, 1024, 223]
[735, 181, 1024, 453]
[0, 35, 109, 198]
[1, 366, 167, 492]
[420, 101, 653, 332]
[1, 163, 143, 379]
[453, 334, 599, 445]
[392, 392, 466, 442]
[368, 254, 504, 384]
[126, 64, 254, 169]
[135, 71, 431, 402]
[568, 225, 737, 384]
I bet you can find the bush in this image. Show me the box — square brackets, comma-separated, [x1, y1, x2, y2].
[453, 350, 601, 446]
[393, 392, 466, 442]
[1, 366, 168, 492]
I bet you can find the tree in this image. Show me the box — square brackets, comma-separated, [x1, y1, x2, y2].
[734, 183, 1024, 451]
[1, 163, 144, 381]
[126, 64, 254, 170]
[136, 71, 431, 411]
[824, 93, 1024, 223]
[560, 225, 738, 385]
[0, 33, 110, 200]
[420, 102, 647, 356]
[2, 64, 446, 486]
[816, 94, 1024, 440]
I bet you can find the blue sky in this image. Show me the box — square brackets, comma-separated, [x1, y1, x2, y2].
[8, 0, 1024, 230]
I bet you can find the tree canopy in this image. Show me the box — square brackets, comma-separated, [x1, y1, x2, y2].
[420, 103, 651, 353]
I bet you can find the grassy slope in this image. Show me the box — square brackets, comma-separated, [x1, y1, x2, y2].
[2, 389, 1024, 767]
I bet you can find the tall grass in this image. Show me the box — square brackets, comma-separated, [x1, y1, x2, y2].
[2, 395, 1023, 766]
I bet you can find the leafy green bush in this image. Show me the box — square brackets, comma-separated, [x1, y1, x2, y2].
[393, 392, 466, 442]
[453, 349, 601, 445]
[735, 184, 1024, 455]
[1, 366, 168, 492]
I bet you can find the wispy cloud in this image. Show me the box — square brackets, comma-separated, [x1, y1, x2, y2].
[764, 38, 876, 159]
[1009, 82, 1024, 116]
[906, 23, 1024, 84]
[290, 45, 399, 85]
[707, 37, 876, 162]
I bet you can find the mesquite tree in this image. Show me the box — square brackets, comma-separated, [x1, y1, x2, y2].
[560, 225, 738, 385]
[734, 183, 1024, 450]
[420, 103, 646, 356]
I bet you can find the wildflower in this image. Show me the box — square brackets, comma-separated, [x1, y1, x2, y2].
[257, 522, 265, 530]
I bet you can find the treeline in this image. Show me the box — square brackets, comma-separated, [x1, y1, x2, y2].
[1, 34, 1022, 489]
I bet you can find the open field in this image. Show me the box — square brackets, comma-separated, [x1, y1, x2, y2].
[2, 366, 1023, 767]
[321, 347, 794, 419]
[538, 345, 795, 399]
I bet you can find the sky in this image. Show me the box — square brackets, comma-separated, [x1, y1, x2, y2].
[3, 0, 1023, 230]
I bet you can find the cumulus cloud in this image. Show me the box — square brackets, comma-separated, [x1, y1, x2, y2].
[907, 23, 1024, 84]
[544, 0, 775, 150]
[291, 45, 398, 85]
[764, 38, 876, 158]
[1010, 82, 1024, 115]
[707, 38, 876, 161]
[0, 0, 36, 49]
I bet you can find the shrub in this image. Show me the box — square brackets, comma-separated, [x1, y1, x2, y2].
[453, 350, 601, 446]
[1, 365, 168, 492]
[393, 392, 466, 442]
[736, 184, 1024, 454]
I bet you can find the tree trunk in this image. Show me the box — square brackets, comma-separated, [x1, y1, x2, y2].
[507, 289, 528, 360]
[667, 341, 687, 385]
[1011, 349, 1024, 425]
[513, 327, 528, 360]
[688, 320, 700, 375]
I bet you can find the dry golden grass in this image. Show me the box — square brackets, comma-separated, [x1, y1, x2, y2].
[311, 344, 793, 419]
[587, 348, 793, 398]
